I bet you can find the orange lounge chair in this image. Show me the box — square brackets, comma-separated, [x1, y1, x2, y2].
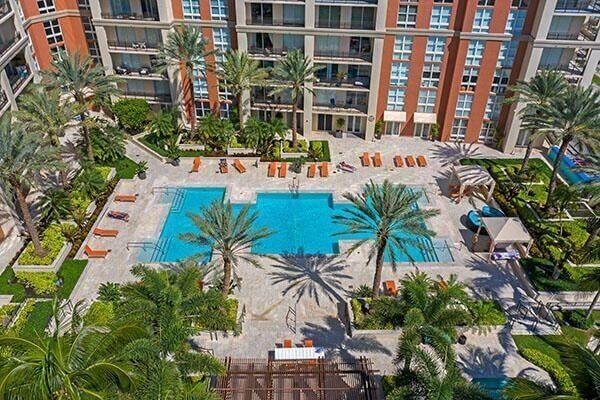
[219, 159, 228, 174]
[93, 228, 119, 237]
[191, 156, 201, 173]
[84, 245, 110, 259]
[406, 155, 416, 167]
[307, 163, 316, 178]
[360, 152, 370, 167]
[234, 159, 246, 174]
[384, 280, 398, 296]
[283, 339, 292, 348]
[320, 162, 329, 177]
[417, 155, 427, 167]
[268, 162, 277, 177]
[279, 162, 287, 178]
[115, 194, 137, 202]
[304, 339, 313, 348]
[373, 152, 382, 167]
[394, 155, 404, 168]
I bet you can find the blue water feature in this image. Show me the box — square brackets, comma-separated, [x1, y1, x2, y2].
[141, 187, 453, 264]
[546, 146, 599, 185]
[472, 377, 508, 399]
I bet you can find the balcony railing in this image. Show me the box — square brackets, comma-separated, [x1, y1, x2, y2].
[248, 46, 303, 56]
[315, 76, 370, 88]
[315, 20, 375, 29]
[546, 32, 582, 40]
[539, 62, 585, 75]
[313, 100, 367, 113]
[247, 18, 304, 27]
[114, 64, 166, 78]
[0, 92, 8, 110]
[7, 65, 30, 92]
[555, 0, 600, 12]
[314, 50, 372, 61]
[0, 0, 11, 19]
[0, 34, 20, 55]
[107, 40, 161, 51]
[315, 0, 377, 4]
[124, 90, 171, 103]
[101, 12, 160, 21]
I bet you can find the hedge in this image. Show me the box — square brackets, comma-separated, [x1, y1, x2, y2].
[520, 348, 577, 396]
[15, 271, 58, 296]
[113, 98, 150, 134]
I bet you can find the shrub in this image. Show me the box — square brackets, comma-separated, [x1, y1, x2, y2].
[283, 139, 308, 153]
[351, 284, 372, 299]
[468, 300, 507, 326]
[355, 297, 403, 330]
[350, 298, 365, 327]
[15, 271, 58, 296]
[113, 98, 150, 134]
[9, 299, 35, 335]
[84, 301, 115, 326]
[74, 167, 106, 199]
[69, 189, 92, 214]
[564, 310, 593, 330]
[98, 282, 121, 302]
[18, 225, 66, 266]
[0, 304, 18, 333]
[520, 348, 577, 395]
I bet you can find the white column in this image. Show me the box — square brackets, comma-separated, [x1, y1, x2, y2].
[303, 34, 315, 138]
[366, 37, 384, 141]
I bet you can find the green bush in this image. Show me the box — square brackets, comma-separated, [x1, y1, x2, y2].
[353, 297, 403, 330]
[9, 299, 35, 335]
[113, 98, 150, 134]
[350, 298, 365, 327]
[0, 304, 18, 333]
[283, 139, 308, 153]
[95, 166, 113, 182]
[18, 225, 66, 266]
[564, 310, 593, 330]
[468, 300, 507, 326]
[69, 189, 92, 213]
[15, 271, 58, 296]
[520, 348, 577, 396]
[84, 301, 115, 326]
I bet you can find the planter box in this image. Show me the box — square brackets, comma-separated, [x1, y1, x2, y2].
[227, 147, 255, 156]
[13, 242, 72, 273]
[180, 143, 205, 151]
[106, 168, 116, 182]
[132, 132, 168, 163]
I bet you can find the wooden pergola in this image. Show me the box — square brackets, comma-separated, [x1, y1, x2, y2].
[449, 165, 496, 203]
[212, 357, 378, 400]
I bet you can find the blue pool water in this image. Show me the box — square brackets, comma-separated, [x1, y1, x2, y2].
[546, 146, 599, 185]
[472, 377, 508, 399]
[140, 187, 453, 264]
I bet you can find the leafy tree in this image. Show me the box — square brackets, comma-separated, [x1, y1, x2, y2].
[584, 217, 600, 251]
[98, 282, 121, 302]
[574, 154, 600, 208]
[156, 24, 214, 131]
[74, 166, 106, 199]
[180, 201, 272, 295]
[90, 121, 126, 163]
[112, 98, 151, 134]
[43, 50, 122, 161]
[242, 117, 286, 156]
[551, 186, 581, 234]
[37, 188, 71, 223]
[334, 180, 439, 298]
[0, 119, 62, 256]
[580, 266, 600, 319]
[505, 71, 567, 176]
[148, 108, 177, 141]
[197, 114, 235, 151]
[270, 50, 321, 147]
[218, 50, 268, 132]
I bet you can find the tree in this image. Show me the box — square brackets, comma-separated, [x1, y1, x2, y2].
[148, 108, 177, 141]
[580, 264, 600, 318]
[157, 24, 213, 131]
[180, 201, 272, 296]
[0, 119, 62, 256]
[584, 217, 600, 251]
[112, 98, 151, 134]
[89, 121, 126, 163]
[333, 180, 439, 298]
[43, 50, 122, 162]
[37, 188, 71, 223]
[242, 117, 286, 156]
[218, 50, 268, 132]
[197, 114, 235, 152]
[552, 186, 581, 233]
[533, 85, 600, 209]
[575, 154, 600, 207]
[504, 71, 567, 176]
[270, 50, 321, 148]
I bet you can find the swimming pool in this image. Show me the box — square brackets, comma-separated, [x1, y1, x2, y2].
[472, 377, 508, 399]
[138, 187, 453, 264]
[546, 146, 599, 185]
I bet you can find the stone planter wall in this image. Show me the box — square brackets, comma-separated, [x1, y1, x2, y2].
[227, 147, 255, 156]
[14, 242, 72, 273]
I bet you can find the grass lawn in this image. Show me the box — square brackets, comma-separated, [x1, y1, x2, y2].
[594, 74, 600, 86]
[20, 301, 54, 339]
[100, 156, 138, 180]
[56, 259, 87, 299]
[0, 267, 27, 303]
[514, 326, 593, 365]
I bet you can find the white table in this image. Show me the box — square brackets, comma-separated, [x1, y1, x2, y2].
[273, 347, 325, 360]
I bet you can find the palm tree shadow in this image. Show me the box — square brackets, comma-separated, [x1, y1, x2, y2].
[456, 344, 507, 378]
[431, 142, 482, 167]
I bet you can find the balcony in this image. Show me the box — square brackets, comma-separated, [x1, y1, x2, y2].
[0, 33, 20, 55]
[539, 61, 585, 76]
[123, 90, 171, 103]
[546, 32, 584, 40]
[248, 46, 302, 57]
[247, 18, 304, 27]
[313, 101, 367, 114]
[0, 91, 7, 111]
[314, 76, 370, 89]
[0, 0, 11, 20]
[555, 0, 600, 13]
[6, 64, 30, 93]
[100, 11, 159, 21]
[315, 20, 375, 30]
[114, 64, 166, 79]
[314, 50, 372, 62]
[315, 0, 377, 4]
[107, 40, 161, 52]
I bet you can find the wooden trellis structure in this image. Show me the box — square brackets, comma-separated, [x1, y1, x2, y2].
[212, 357, 379, 400]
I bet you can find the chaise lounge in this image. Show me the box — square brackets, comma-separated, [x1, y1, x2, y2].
[84, 245, 110, 259]
[191, 156, 201, 173]
[93, 228, 119, 237]
[320, 162, 329, 177]
[384, 280, 398, 296]
[279, 162, 288, 178]
[234, 159, 246, 174]
[406, 155, 416, 167]
[268, 162, 277, 177]
[115, 194, 137, 202]
[417, 155, 427, 167]
[394, 155, 404, 167]
[307, 163, 316, 178]
[219, 159, 228, 174]
[373, 152, 382, 167]
[360, 152, 370, 167]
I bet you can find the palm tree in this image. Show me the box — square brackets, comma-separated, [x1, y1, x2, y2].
[0, 119, 62, 256]
[334, 180, 440, 298]
[533, 85, 600, 209]
[217, 50, 268, 132]
[503, 378, 568, 400]
[0, 299, 140, 399]
[552, 186, 581, 234]
[580, 264, 600, 318]
[505, 71, 567, 176]
[583, 217, 600, 250]
[43, 50, 122, 161]
[157, 24, 213, 132]
[270, 50, 321, 148]
[180, 201, 272, 296]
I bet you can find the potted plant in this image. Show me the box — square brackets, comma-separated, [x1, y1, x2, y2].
[164, 137, 181, 166]
[374, 119, 383, 139]
[291, 157, 305, 174]
[136, 160, 148, 179]
[335, 117, 345, 138]
[336, 71, 347, 87]
[428, 123, 441, 141]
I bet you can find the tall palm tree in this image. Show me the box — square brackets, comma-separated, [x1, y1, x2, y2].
[505, 71, 567, 176]
[180, 201, 272, 296]
[157, 24, 214, 132]
[270, 50, 320, 148]
[0, 119, 62, 256]
[533, 85, 600, 209]
[217, 50, 268, 132]
[580, 262, 600, 318]
[43, 50, 122, 161]
[334, 180, 440, 298]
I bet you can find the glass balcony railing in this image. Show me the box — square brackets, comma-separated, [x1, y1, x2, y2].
[101, 11, 159, 21]
[107, 40, 161, 51]
[124, 90, 171, 103]
[315, 20, 375, 29]
[248, 46, 303, 56]
[555, 0, 600, 13]
[0, 33, 21, 55]
[314, 50, 372, 61]
[247, 18, 304, 27]
[314, 76, 370, 88]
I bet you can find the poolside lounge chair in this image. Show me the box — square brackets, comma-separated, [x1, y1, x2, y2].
[283, 339, 292, 348]
[234, 159, 246, 174]
[93, 228, 119, 237]
[279, 162, 287, 178]
[115, 194, 137, 202]
[191, 156, 201, 173]
[384, 280, 398, 296]
[219, 159, 228, 174]
[304, 339, 313, 348]
[338, 161, 356, 173]
[307, 163, 316, 178]
[320, 162, 329, 177]
[406, 155, 416, 167]
[417, 155, 427, 167]
[360, 152, 370, 167]
[107, 211, 129, 222]
[268, 162, 277, 177]
[84, 245, 110, 259]
[373, 152, 382, 167]
[394, 155, 404, 168]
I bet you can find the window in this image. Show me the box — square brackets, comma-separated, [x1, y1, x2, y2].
[37, 0, 55, 13]
[44, 19, 63, 45]
[397, 5, 417, 28]
[390, 62, 409, 86]
[385, 121, 401, 135]
[415, 123, 431, 138]
[182, 0, 200, 19]
[478, 0, 495, 5]
[422, 63, 441, 88]
[450, 119, 468, 141]
[220, 102, 231, 118]
[417, 90, 437, 113]
[492, 68, 510, 94]
[393, 36, 413, 60]
[318, 114, 333, 131]
[194, 78, 209, 99]
[512, 0, 528, 6]
[430, 6, 451, 29]
[219, 82, 232, 100]
[505, 9, 526, 35]
[50, 45, 66, 58]
[485, 95, 503, 120]
[473, 8, 492, 33]
[213, 28, 230, 63]
[461, 67, 479, 91]
[455, 94, 473, 117]
[387, 88, 405, 111]
[425, 36, 446, 62]
[479, 121, 496, 143]
[211, 0, 228, 20]
[466, 40, 485, 66]
[78, 0, 91, 9]
[196, 101, 211, 118]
